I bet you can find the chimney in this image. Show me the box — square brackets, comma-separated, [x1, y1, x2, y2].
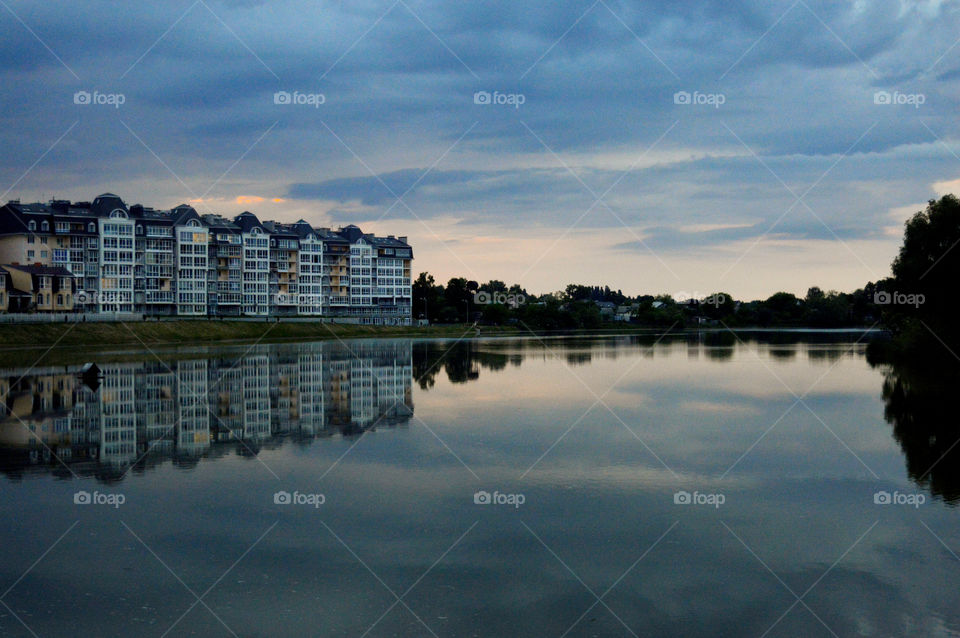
[398, 236, 407, 244]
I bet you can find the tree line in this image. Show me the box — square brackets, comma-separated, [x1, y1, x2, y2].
[413, 194, 960, 337]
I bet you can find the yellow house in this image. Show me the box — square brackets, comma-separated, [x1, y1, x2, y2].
[0, 264, 75, 312]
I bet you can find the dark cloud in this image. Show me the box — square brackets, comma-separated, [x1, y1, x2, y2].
[0, 0, 958, 264]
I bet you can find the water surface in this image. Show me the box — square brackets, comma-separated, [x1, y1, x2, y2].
[0, 333, 957, 637]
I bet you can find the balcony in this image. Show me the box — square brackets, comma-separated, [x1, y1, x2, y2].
[146, 291, 175, 303]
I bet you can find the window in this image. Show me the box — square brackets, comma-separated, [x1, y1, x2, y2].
[57, 294, 63, 305]
[28, 221, 36, 231]
[87, 222, 95, 233]
[27, 235, 34, 244]
[56, 222, 69, 233]
[27, 250, 34, 259]
[41, 221, 49, 231]
[137, 225, 144, 234]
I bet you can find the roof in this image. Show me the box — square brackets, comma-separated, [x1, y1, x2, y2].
[90, 193, 127, 217]
[3, 264, 74, 277]
[0, 196, 413, 252]
[233, 211, 267, 234]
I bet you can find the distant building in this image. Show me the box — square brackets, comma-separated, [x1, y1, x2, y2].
[0, 194, 413, 323]
[594, 300, 617, 318]
[0, 264, 75, 313]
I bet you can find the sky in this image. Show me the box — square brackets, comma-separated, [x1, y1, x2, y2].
[1, 0, 959, 299]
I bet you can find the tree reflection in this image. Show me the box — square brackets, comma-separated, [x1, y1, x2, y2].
[869, 343, 960, 505]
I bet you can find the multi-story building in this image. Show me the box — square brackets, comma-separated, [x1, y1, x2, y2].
[264, 221, 299, 316]
[133, 205, 176, 316]
[0, 193, 413, 323]
[287, 221, 325, 315]
[235, 212, 271, 317]
[173, 210, 209, 316]
[203, 214, 243, 317]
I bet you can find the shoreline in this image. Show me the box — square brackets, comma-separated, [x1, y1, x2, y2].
[0, 320, 885, 347]
[0, 320, 884, 367]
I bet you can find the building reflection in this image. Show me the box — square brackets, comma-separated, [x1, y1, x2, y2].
[0, 341, 413, 481]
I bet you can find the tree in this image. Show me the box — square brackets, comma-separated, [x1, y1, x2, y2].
[805, 287, 825, 303]
[444, 277, 472, 322]
[481, 280, 507, 293]
[891, 194, 960, 332]
[413, 272, 443, 322]
[761, 292, 803, 324]
[700, 292, 736, 320]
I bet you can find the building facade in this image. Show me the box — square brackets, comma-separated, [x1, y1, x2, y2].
[0, 193, 413, 323]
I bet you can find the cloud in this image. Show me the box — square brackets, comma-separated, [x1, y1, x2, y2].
[1, 0, 960, 294]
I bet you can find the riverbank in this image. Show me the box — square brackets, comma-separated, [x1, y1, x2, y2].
[0, 320, 883, 368]
[0, 319, 884, 350]
[0, 320, 497, 350]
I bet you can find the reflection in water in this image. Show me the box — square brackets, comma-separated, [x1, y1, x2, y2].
[3, 331, 960, 637]
[0, 341, 413, 481]
[869, 343, 960, 504]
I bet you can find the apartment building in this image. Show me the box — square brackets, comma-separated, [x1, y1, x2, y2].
[0, 193, 413, 323]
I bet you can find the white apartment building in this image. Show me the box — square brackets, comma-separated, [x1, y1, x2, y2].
[175, 219, 209, 316]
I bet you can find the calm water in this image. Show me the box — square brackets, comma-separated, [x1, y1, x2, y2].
[0, 333, 958, 637]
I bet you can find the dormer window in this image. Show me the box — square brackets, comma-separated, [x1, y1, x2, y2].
[137, 225, 144, 234]
[41, 221, 49, 232]
[27, 221, 36, 231]
[87, 222, 95, 233]
[109, 209, 128, 219]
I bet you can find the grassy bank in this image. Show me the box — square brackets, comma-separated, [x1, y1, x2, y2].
[0, 320, 502, 350]
[0, 320, 506, 368]
[0, 320, 659, 368]
[0, 320, 880, 369]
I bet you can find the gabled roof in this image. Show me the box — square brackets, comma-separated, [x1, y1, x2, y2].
[90, 193, 127, 217]
[261, 220, 298, 239]
[336, 224, 365, 243]
[201, 214, 239, 231]
[169, 204, 202, 226]
[3, 264, 74, 276]
[233, 211, 267, 234]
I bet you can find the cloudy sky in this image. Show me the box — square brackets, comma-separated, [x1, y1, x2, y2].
[1, 0, 959, 298]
